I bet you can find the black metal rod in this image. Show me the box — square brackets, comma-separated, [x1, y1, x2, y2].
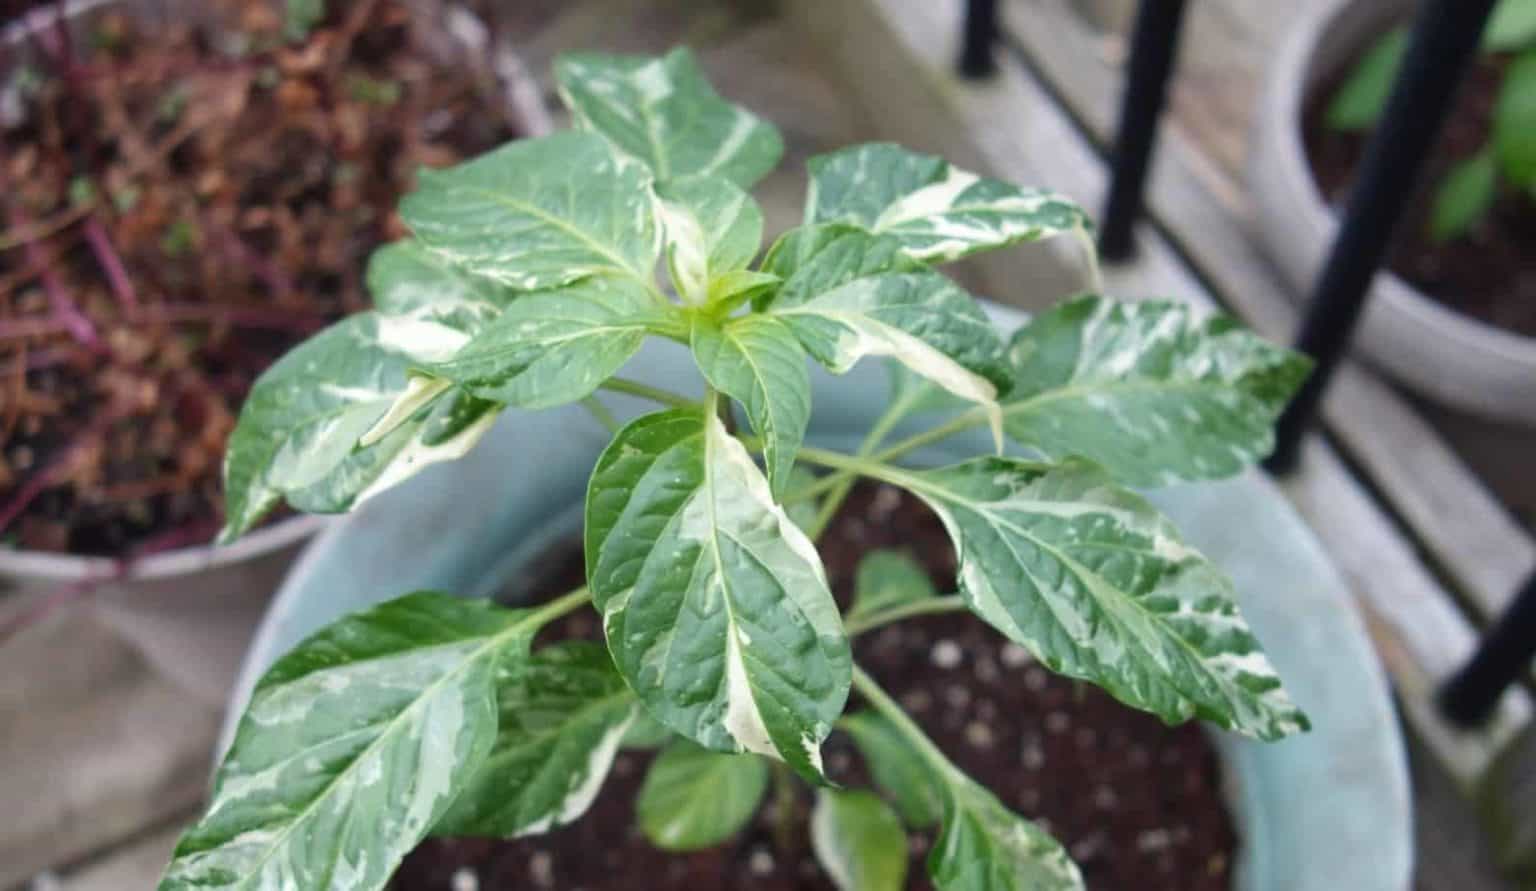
[1440, 571, 1536, 728]
[958, 0, 999, 79]
[1265, 0, 1499, 474]
[1097, 0, 1190, 261]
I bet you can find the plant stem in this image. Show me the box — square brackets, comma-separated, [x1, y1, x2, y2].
[580, 396, 620, 434]
[850, 664, 956, 777]
[528, 586, 593, 627]
[804, 397, 912, 541]
[869, 409, 988, 465]
[83, 215, 139, 310]
[770, 762, 800, 856]
[845, 595, 968, 636]
[600, 377, 697, 409]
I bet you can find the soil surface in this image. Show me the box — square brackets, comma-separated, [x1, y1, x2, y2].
[0, 0, 518, 556]
[1304, 53, 1536, 338]
[394, 483, 1238, 890]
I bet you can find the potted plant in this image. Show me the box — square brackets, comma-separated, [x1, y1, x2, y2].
[0, 0, 533, 701]
[165, 47, 1411, 890]
[1249, 0, 1536, 427]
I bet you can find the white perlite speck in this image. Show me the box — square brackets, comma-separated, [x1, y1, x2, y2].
[930, 639, 963, 669]
[450, 867, 479, 891]
[748, 847, 776, 876]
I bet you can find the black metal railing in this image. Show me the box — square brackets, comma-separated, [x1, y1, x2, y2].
[958, 0, 1531, 729]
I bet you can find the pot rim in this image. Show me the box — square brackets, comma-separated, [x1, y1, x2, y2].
[1266, 0, 1536, 360]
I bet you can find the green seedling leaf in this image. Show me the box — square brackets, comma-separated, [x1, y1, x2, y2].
[1430, 150, 1497, 242]
[849, 550, 938, 622]
[1495, 51, 1536, 187]
[806, 143, 1088, 264]
[839, 711, 943, 828]
[556, 48, 784, 188]
[1486, 0, 1536, 52]
[1004, 296, 1310, 487]
[585, 408, 850, 780]
[654, 174, 763, 304]
[637, 741, 770, 851]
[1326, 28, 1407, 131]
[811, 789, 909, 891]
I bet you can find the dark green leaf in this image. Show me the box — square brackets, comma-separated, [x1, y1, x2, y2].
[637, 742, 770, 851]
[555, 48, 783, 188]
[585, 408, 850, 780]
[1004, 296, 1309, 487]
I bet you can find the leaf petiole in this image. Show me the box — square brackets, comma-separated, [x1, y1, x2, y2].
[844, 595, 967, 636]
[599, 377, 699, 409]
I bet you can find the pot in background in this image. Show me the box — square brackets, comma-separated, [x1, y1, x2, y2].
[222, 306, 1414, 891]
[1248, 0, 1536, 427]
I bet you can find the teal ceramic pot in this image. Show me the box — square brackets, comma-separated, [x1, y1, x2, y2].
[221, 306, 1413, 890]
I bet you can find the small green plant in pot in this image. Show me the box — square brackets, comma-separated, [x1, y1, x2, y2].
[161, 47, 1313, 891]
[1326, 0, 1536, 241]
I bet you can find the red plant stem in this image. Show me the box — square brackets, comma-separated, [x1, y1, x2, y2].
[214, 224, 294, 300]
[82, 216, 139, 310]
[0, 426, 98, 536]
[0, 316, 78, 339]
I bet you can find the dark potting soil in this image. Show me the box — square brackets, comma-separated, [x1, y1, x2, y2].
[0, 0, 519, 556]
[1304, 53, 1536, 338]
[393, 483, 1238, 891]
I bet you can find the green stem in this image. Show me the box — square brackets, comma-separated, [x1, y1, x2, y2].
[580, 396, 620, 434]
[770, 761, 800, 855]
[845, 595, 967, 636]
[600, 377, 698, 409]
[851, 664, 955, 776]
[804, 398, 912, 541]
[868, 409, 988, 465]
[529, 586, 593, 627]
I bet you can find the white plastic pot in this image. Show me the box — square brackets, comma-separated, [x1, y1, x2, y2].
[1249, 0, 1536, 427]
[223, 306, 1415, 890]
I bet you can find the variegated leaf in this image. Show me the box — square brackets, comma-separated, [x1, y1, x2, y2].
[654, 174, 764, 304]
[806, 143, 1088, 264]
[637, 741, 770, 851]
[811, 789, 909, 891]
[159, 593, 546, 891]
[1004, 296, 1310, 486]
[366, 239, 514, 333]
[399, 131, 659, 291]
[434, 641, 638, 837]
[690, 314, 810, 496]
[585, 408, 850, 780]
[426, 275, 668, 409]
[555, 48, 783, 188]
[220, 311, 476, 541]
[758, 223, 916, 309]
[929, 768, 1083, 891]
[888, 457, 1309, 740]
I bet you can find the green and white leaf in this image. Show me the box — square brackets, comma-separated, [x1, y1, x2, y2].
[425, 275, 666, 409]
[889, 457, 1309, 740]
[811, 789, 909, 891]
[399, 131, 658, 291]
[654, 174, 763, 303]
[221, 311, 479, 541]
[158, 592, 544, 891]
[759, 223, 916, 310]
[839, 711, 942, 828]
[585, 408, 850, 780]
[929, 769, 1082, 891]
[366, 239, 514, 334]
[555, 48, 784, 188]
[691, 314, 811, 495]
[806, 143, 1088, 264]
[622, 709, 677, 749]
[637, 741, 770, 851]
[434, 641, 638, 838]
[849, 550, 938, 623]
[1004, 296, 1310, 487]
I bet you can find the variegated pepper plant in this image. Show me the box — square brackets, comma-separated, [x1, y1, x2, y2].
[160, 48, 1312, 891]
